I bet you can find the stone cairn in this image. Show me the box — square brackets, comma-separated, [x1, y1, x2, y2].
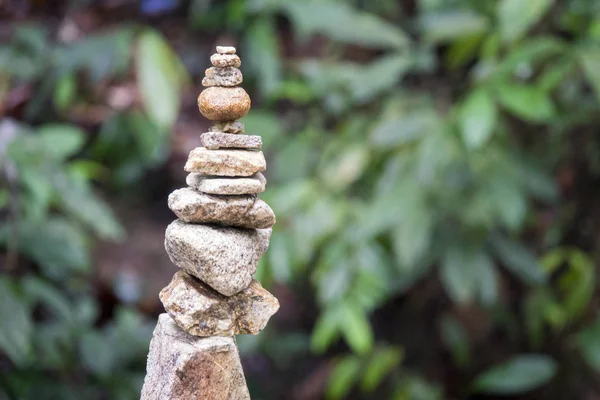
[141, 46, 279, 400]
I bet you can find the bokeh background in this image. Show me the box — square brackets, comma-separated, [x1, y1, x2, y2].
[2, 0, 600, 399]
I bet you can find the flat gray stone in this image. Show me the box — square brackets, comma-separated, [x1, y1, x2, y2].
[202, 67, 243, 87]
[210, 121, 245, 134]
[165, 220, 271, 296]
[168, 188, 275, 229]
[186, 172, 266, 195]
[141, 314, 250, 400]
[200, 132, 261, 150]
[184, 147, 266, 177]
[216, 46, 236, 54]
[211, 53, 241, 68]
[160, 271, 279, 337]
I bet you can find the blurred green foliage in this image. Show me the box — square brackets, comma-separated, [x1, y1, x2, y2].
[2, 0, 600, 399]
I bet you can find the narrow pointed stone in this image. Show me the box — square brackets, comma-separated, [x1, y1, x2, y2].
[160, 271, 279, 337]
[165, 220, 271, 296]
[141, 314, 250, 400]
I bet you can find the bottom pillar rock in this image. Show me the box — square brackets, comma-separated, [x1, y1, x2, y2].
[141, 314, 250, 400]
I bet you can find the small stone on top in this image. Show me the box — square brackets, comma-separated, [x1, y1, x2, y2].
[216, 46, 236, 54]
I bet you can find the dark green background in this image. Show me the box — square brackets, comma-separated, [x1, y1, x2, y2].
[1, 0, 600, 399]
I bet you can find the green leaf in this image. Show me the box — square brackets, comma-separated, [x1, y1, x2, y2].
[245, 18, 282, 96]
[37, 124, 85, 160]
[492, 235, 546, 284]
[439, 246, 478, 304]
[0, 278, 32, 366]
[136, 30, 187, 130]
[326, 356, 361, 400]
[361, 347, 404, 392]
[420, 10, 488, 43]
[53, 74, 77, 111]
[496, 84, 555, 123]
[440, 314, 470, 367]
[473, 355, 557, 394]
[392, 205, 432, 270]
[339, 302, 374, 355]
[285, 1, 408, 49]
[579, 47, 600, 103]
[7, 217, 90, 280]
[498, 0, 553, 43]
[576, 318, 600, 372]
[52, 171, 124, 241]
[370, 110, 437, 149]
[22, 277, 73, 324]
[458, 89, 497, 149]
[311, 308, 341, 354]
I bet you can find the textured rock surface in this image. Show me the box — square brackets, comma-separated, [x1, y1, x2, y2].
[211, 53, 241, 68]
[198, 87, 250, 121]
[202, 67, 243, 87]
[187, 172, 266, 195]
[200, 132, 262, 150]
[165, 220, 271, 296]
[210, 121, 245, 134]
[160, 272, 280, 336]
[141, 314, 250, 400]
[168, 188, 275, 229]
[216, 46, 236, 54]
[184, 147, 265, 177]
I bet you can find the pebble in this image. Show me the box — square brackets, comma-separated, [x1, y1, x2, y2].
[168, 188, 275, 229]
[210, 53, 241, 68]
[198, 86, 250, 121]
[202, 67, 243, 87]
[160, 271, 279, 337]
[216, 46, 236, 54]
[209, 121, 245, 134]
[186, 172, 266, 195]
[200, 131, 261, 150]
[164, 220, 271, 296]
[184, 147, 265, 177]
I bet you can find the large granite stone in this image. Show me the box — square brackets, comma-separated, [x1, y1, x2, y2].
[200, 132, 261, 150]
[184, 147, 265, 177]
[160, 271, 279, 336]
[168, 188, 275, 229]
[164, 220, 271, 296]
[186, 172, 266, 195]
[140, 314, 250, 400]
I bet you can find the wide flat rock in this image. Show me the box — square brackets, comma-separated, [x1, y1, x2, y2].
[165, 220, 271, 296]
[141, 314, 250, 400]
[200, 132, 262, 150]
[160, 271, 279, 337]
[184, 147, 265, 177]
[168, 188, 275, 229]
[202, 67, 243, 87]
[186, 172, 266, 195]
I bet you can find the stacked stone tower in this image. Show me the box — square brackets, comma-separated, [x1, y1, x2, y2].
[141, 46, 279, 400]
